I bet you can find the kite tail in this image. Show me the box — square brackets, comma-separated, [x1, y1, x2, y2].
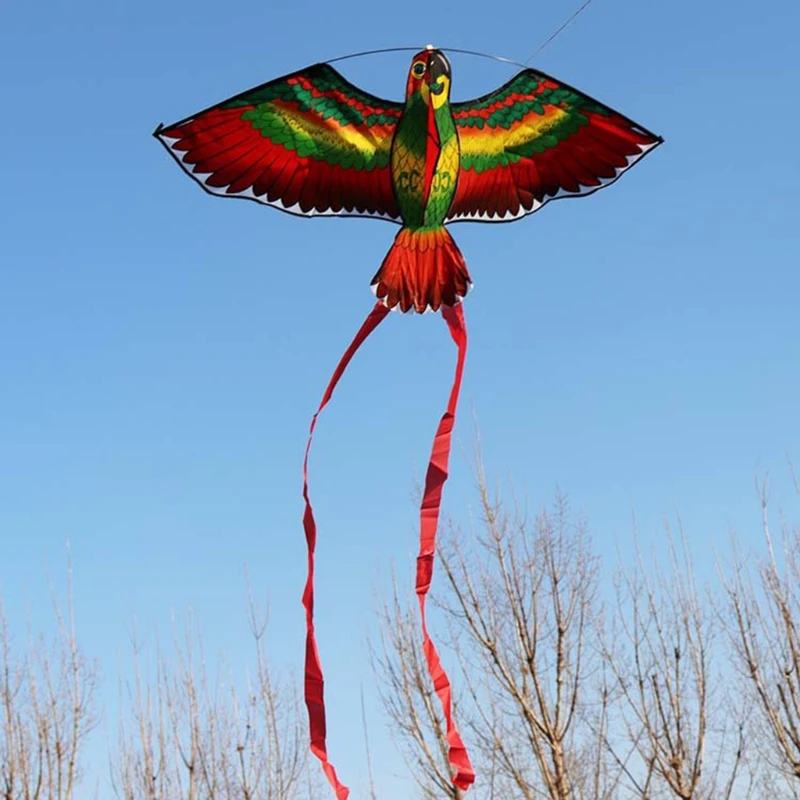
[302, 302, 390, 800]
[371, 226, 472, 314]
[301, 301, 474, 798]
[416, 303, 475, 792]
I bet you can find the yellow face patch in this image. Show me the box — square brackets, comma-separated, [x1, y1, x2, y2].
[430, 75, 450, 109]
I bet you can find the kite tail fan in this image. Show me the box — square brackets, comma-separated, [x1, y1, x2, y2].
[371, 227, 472, 314]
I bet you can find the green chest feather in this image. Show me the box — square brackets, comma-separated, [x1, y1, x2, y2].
[390, 99, 459, 228]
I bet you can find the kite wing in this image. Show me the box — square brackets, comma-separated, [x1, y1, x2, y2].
[155, 63, 404, 221]
[447, 69, 662, 222]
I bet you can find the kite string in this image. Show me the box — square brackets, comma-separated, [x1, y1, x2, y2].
[324, 0, 598, 74]
[301, 301, 390, 800]
[415, 303, 475, 793]
[524, 0, 597, 64]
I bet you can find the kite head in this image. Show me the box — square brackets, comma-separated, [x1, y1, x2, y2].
[405, 48, 452, 109]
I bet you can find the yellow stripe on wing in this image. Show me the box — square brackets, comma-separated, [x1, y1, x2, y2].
[272, 100, 396, 160]
[457, 106, 568, 159]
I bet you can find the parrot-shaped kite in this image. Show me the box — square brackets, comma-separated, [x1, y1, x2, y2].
[155, 45, 662, 798]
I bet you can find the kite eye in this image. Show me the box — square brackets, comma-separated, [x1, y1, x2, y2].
[412, 61, 426, 78]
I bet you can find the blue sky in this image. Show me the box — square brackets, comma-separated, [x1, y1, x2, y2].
[2, 0, 799, 796]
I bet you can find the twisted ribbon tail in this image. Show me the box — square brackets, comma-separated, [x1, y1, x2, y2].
[301, 300, 474, 797]
[415, 303, 476, 792]
[301, 302, 390, 800]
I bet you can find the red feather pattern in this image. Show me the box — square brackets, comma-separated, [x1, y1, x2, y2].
[161, 107, 400, 218]
[448, 62, 662, 224]
[451, 82, 558, 122]
[449, 110, 659, 221]
[290, 74, 401, 122]
[156, 66, 403, 221]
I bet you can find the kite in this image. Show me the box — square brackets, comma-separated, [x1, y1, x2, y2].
[155, 45, 662, 797]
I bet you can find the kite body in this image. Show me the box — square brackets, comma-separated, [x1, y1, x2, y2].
[155, 46, 662, 798]
[155, 47, 661, 313]
[374, 50, 469, 311]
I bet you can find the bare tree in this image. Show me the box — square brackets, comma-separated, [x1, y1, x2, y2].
[721, 477, 800, 794]
[437, 483, 611, 800]
[113, 595, 314, 800]
[371, 454, 771, 799]
[604, 522, 748, 799]
[1, 559, 98, 800]
[373, 448, 621, 798]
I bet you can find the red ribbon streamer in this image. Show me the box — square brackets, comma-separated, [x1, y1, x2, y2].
[302, 302, 389, 800]
[416, 303, 475, 792]
[301, 300, 474, 798]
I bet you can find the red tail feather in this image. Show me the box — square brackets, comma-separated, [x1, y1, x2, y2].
[371, 227, 472, 313]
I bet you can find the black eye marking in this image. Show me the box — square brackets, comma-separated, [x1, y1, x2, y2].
[412, 62, 426, 77]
